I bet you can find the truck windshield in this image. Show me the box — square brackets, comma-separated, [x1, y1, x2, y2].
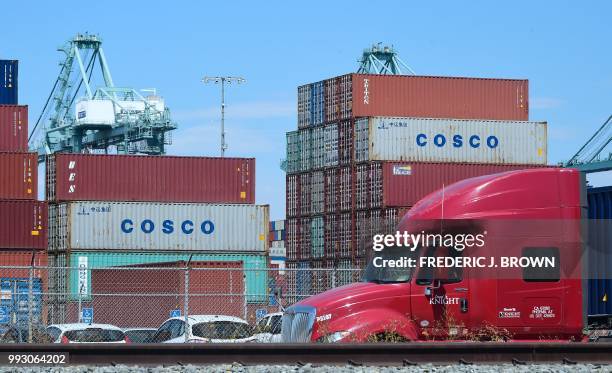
[361, 246, 417, 284]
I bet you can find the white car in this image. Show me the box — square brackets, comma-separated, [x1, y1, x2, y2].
[151, 315, 257, 343]
[123, 327, 157, 343]
[46, 323, 128, 344]
[253, 312, 283, 343]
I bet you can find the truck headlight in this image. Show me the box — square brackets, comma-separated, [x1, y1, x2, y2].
[319, 331, 351, 343]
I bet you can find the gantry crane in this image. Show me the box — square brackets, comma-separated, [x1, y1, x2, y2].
[357, 43, 415, 75]
[565, 115, 612, 173]
[28, 33, 177, 161]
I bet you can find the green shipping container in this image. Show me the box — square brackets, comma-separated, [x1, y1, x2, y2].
[311, 216, 324, 258]
[59, 251, 268, 303]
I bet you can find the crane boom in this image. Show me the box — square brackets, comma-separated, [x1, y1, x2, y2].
[565, 115, 612, 173]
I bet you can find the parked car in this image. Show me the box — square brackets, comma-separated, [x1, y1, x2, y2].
[151, 315, 256, 343]
[0, 324, 54, 343]
[253, 312, 283, 343]
[46, 323, 129, 343]
[123, 328, 157, 343]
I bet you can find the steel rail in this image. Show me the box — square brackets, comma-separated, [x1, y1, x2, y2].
[1, 343, 612, 366]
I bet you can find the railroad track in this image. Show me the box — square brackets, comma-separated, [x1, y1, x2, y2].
[0, 343, 611, 366]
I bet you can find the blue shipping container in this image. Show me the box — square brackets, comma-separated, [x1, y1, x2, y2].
[310, 81, 325, 126]
[587, 186, 612, 316]
[273, 230, 286, 241]
[0, 278, 43, 326]
[0, 60, 18, 105]
[270, 220, 285, 232]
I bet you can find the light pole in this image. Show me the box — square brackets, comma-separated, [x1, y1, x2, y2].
[202, 76, 246, 157]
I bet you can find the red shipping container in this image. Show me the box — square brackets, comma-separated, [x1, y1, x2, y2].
[324, 169, 338, 214]
[0, 250, 49, 326]
[338, 167, 352, 212]
[338, 212, 352, 258]
[286, 218, 299, 260]
[350, 74, 528, 121]
[324, 214, 338, 258]
[299, 173, 311, 216]
[299, 217, 311, 260]
[0, 201, 47, 249]
[46, 153, 255, 203]
[0, 152, 37, 200]
[0, 105, 28, 152]
[0, 250, 48, 282]
[379, 162, 543, 208]
[79, 261, 245, 328]
[350, 162, 543, 210]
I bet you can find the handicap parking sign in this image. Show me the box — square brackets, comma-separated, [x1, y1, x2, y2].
[170, 309, 181, 318]
[82, 308, 93, 324]
[255, 308, 267, 321]
[0, 306, 9, 324]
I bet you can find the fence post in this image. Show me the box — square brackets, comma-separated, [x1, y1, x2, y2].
[244, 270, 249, 321]
[28, 264, 34, 343]
[332, 269, 336, 288]
[184, 267, 189, 342]
[184, 255, 193, 343]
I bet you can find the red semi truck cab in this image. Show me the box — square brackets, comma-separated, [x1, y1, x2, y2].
[281, 168, 587, 342]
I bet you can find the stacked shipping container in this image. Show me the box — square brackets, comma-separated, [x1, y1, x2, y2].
[46, 153, 269, 324]
[0, 60, 47, 327]
[269, 220, 286, 247]
[0, 60, 18, 105]
[587, 186, 612, 317]
[287, 73, 547, 278]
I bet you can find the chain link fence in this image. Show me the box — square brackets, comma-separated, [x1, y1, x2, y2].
[0, 264, 362, 343]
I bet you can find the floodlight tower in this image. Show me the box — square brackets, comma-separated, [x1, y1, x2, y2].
[202, 76, 246, 157]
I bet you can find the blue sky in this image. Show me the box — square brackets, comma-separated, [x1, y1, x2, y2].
[2, 1, 610, 219]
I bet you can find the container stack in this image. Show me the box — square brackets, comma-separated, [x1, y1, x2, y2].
[46, 153, 270, 324]
[286, 73, 548, 282]
[0, 59, 48, 327]
[267, 220, 287, 307]
[587, 186, 612, 317]
[269, 220, 286, 249]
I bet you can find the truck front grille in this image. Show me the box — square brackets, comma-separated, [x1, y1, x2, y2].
[281, 305, 315, 342]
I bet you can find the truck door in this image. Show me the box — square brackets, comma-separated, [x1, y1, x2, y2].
[410, 247, 471, 339]
[497, 246, 563, 333]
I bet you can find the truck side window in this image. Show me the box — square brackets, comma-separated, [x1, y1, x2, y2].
[416, 247, 463, 285]
[416, 247, 435, 285]
[522, 247, 560, 282]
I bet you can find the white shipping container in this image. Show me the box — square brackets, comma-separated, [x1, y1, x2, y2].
[357, 117, 547, 165]
[52, 201, 269, 252]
